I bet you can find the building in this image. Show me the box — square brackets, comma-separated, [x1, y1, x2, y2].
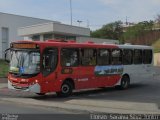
[76, 36, 119, 44]
[0, 12, 119, 59]
[18, 22, 119, 44]
[0, 12, 55, 58]
[18, 22, 90, 41]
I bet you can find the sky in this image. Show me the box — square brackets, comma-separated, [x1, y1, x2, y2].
[0, 0, 160, 30]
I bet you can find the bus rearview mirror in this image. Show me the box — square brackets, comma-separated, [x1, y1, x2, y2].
[4, 48, 10, 63]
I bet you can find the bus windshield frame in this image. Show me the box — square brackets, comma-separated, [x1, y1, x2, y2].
[9, 49, 41, 76]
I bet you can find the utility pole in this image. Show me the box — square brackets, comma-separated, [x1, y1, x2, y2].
[87, 19, 90, 28]
[126, 16, 128, 25]
[70, 0, 73, 25]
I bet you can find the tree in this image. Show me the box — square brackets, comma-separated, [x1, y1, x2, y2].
[91, 20, 156, 45]
[91, 21, 123, 40]
[122, 21, 154, 45]
[155, 14, 160, 27]
[156, 14, 160, 24]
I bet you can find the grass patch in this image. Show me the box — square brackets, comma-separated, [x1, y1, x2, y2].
[0, 59, 9, 78]
[152, 38, 160, 53]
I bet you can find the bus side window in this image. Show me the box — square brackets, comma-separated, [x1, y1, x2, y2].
[61, 48, 79, 67]
[81, 49, 97, 66]
[143, 50, 152, 64]
[134, 49, 142, 64]
[98, 49, 110, 65]
[123, 49, 133, 65]
[111, 49, 122, 65]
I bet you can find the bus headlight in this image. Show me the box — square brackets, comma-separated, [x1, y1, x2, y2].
[30, 80, 39, 85]
[35, 80, 38, 83]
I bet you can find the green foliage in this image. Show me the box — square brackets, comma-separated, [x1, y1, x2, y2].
[122, 21, 154, 43]
[152, 38, 160, 53]
[0, 59, 9, 78]
[156, 14, 160, 24]
[91, 20, 157, 44]
[91, 21, 123, 40]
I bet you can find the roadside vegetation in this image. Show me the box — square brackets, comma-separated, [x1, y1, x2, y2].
[152, 38, 160, 53]
[0, 59, 9, 78]
[91, 14, 160, 46]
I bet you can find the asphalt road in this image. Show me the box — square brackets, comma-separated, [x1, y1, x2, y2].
[0, 101, 89, 120]
[1, 77, 159, 107]
[0, 100, 78, 114]
[0, 67, 160, 114]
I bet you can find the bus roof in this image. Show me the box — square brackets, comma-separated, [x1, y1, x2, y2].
[12, 40, 118, 48]
[118, 44, 153, 49]
[12, 40, 153, 50]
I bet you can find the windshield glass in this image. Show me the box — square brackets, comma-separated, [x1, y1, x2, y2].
[10, 50, 40, 75]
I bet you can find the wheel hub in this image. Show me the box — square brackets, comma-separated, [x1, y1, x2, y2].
[62, 84, 69, 93]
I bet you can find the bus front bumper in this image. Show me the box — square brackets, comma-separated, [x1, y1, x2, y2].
[8, 80, 41, 93]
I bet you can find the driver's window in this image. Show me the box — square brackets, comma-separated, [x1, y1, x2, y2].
[42, 48, 58, 76]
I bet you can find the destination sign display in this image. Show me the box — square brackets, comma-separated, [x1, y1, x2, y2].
[12, 43, 38, 49]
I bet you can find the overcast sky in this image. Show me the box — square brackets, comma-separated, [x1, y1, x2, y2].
[0, 0, 160, 30]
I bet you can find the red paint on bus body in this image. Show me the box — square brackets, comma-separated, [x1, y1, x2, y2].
[8, 40, 121, 94]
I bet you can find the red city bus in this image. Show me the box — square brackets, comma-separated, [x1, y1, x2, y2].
[6, 40, 153, 97]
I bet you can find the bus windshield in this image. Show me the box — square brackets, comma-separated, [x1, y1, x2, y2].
[10, 50, 40, 75]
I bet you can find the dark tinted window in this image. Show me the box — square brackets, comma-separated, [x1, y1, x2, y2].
[98, 49, 110, 65]
[134, 49, 142, 64]
[143, 50, 152, 64]
[61, 48, 79, 67]
[81, 49, 97, 66]
[123, 49, 133, 65]
[111, 49, 122, 65]
[42, 48, 58, 76]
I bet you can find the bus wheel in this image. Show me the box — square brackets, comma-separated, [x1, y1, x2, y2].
[56, 81, 73, 97]
[119, 75, 130, 90]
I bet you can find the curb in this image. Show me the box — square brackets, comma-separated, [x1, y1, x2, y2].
[0, 78, 7, 83]
[0, 83, 7, 89]
[0, 98, 160, 114]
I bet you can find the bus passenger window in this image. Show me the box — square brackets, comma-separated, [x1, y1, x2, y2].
[111, 49, 122, 65]
[81, 49, 97, 66]
[123, 49, 133, 65]
[98, 49, 110, 65]
[134, 49, 142, 64]
[143, 50, 152, 64]
[61, 48, 79, 67]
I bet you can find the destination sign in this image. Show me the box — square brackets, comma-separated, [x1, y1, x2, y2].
[12, 43, 38, 49]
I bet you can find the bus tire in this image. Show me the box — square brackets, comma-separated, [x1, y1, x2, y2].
[56, 81, 73, 97]
[119, 75, 130, 90]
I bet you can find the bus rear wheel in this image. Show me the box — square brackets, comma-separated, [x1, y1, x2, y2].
[56, 81, 73, 97]
[119, 75, 130, 90]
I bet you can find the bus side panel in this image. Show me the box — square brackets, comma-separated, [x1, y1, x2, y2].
[94, 65, 123, 87]
[122, 64, 154, 84]
[107, 75, 121, 86]
[122, 65, 140, 84]
[50, 67, 97, 91]
[56, 66, 122, 91]
[41, 74, 59, 93]
[72, 67, 96, 89]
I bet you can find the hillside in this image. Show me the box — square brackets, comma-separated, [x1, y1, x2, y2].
[124, 30, 160, 46]
[152, 38, 160, 53]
